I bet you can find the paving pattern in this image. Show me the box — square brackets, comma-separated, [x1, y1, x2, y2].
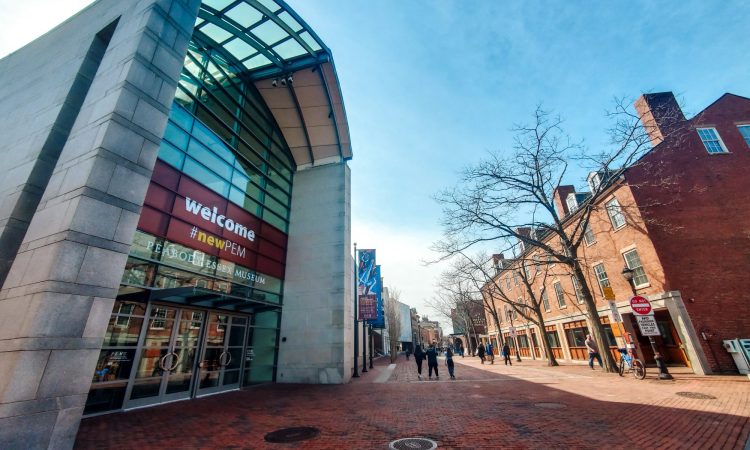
[76, 354, 750, 449]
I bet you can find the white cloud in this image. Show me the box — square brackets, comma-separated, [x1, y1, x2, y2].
[0, 1, 96, 58]
[353, 218, 453, 331]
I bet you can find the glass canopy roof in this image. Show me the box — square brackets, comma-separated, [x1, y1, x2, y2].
[195, 0, 330, 80]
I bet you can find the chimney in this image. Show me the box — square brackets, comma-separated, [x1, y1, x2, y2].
[634, 92, 686, 147]
[552, 185, 576, 217]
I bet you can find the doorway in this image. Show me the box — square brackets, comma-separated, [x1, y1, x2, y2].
[123, 304, 250, 410]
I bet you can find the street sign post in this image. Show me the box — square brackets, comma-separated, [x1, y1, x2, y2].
[608, 300, 622, 323]
[635, 315, 660, 336]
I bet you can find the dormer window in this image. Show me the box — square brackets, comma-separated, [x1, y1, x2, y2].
[587, 172, 602, 193]
[566, 193, 578, 213]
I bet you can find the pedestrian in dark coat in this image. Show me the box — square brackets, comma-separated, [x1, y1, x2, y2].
[414, 345, 426, 379]
[426, 342, 439, 379]
[502, 342, 512, 366]
[445, 347, 456, 379]
[477, 343, 486, 364]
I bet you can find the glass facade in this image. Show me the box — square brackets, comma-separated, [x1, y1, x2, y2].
[86, 30, 294, 414]
[169, 38, 295, 232]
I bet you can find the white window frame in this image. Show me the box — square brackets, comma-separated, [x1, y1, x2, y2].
[150, 307, 167, 330]
[587, 172, 601, 193]
[566, 194, 578, 213]
[738, 125, 750, 148]
[606, 198, 626, 230]
[583, 222, 596, 245]
[622, 248, 649, 288]
[553, 281, 566, 308]
[697, 127, 729, 154]
[540, 287, 550, 312]
[593, 263, 610, 295]
[506, 276, 511, 290]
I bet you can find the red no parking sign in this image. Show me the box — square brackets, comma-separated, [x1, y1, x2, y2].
[629, 295, 652, 315]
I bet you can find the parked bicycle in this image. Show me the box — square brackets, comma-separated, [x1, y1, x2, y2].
[618, 347, 646, 379]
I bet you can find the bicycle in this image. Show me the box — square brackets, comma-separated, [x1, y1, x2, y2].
[618, 347, 646, 379]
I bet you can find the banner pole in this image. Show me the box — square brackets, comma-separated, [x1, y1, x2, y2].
[353, 243, 359, 378]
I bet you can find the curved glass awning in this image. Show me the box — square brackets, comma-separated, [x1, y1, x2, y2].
[193, 0, 352, 167]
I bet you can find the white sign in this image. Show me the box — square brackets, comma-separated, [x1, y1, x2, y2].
[608, 300, 622, 323]
[509, 326, 517, 338]
[635, 315, 661, 336]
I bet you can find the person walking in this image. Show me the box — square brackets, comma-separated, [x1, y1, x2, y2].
[459, 344, 465, 358]
[486, 342, 495, 364]
[585, 334, 603, 370]
[414, 344, 426, 379]
[445, 347, 456, 379]
[502, 342, 512, 366]
[426, 342, 439, 380]
[477, 342, 486, 364]
[405, 348, 411, 360]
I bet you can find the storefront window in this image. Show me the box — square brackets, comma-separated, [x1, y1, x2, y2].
[546, 330, 561, 348]
[565, 327, 588, 347]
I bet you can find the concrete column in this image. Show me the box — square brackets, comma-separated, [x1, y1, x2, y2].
[662, 291, 710, 375]
[277, 162, 352, 384]
[0, 1, 199, 449]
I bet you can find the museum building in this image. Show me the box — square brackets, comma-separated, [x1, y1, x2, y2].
[0, 0, 354, 448]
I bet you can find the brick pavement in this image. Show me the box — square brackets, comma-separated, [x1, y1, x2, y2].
[75, 354, 750, 449]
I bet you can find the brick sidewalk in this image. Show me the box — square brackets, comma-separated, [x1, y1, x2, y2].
[75, 353, 749, 449]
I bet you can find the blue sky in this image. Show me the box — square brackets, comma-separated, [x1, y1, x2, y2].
[2, 1, 749, 331]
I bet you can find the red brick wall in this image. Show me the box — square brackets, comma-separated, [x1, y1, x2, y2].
[627, 94, 750, 372]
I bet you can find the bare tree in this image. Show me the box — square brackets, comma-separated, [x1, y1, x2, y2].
[432, 101, 689, 372]
[427, 275, 481, 356]
[384, 288, 402, 363]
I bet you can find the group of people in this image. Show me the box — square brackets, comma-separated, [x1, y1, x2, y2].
[477, 342, 513, 365]
[412, 342, 456, 380]
[405, 334, 605, 380]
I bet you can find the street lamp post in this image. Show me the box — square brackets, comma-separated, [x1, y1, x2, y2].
[362, 319, 368, 373]
[369, 324, 374, 369]
[507, 307, 522, 362]
[353, 243, 359, 378]
[621, 267, 673, 380]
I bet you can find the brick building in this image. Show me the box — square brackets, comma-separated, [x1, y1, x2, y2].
[484, 92, 750, 374]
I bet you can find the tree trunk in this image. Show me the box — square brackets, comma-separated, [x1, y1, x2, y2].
[572, 260, 618, 372]
[533, 306, 559, 366]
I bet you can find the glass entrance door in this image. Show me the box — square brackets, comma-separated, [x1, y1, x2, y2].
[196, 313, 248, 397]
[125, 305, 204, 409]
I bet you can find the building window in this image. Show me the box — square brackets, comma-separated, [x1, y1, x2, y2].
[738, 125, 750, 148]
[623, 249, 649, 287]
[583, 222, 596, 245]
[566, 194, 578, 213]
[512, 271, 519, 286]
[553, 281, 566, 308]
[150, 307, 167, 330]
[506, 276, 511, 289]
[593, 263, 610, 295]
[540, 287, 550, 312]
[546, 330, 561, 348]
[571, 276, 584, 304]
[697, 127, 728, 154]
[606, 198, 626, 230]
[587, 172, 601, 193]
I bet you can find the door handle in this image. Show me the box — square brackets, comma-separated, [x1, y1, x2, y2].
[160, 352, 180, 372]
[219, 351, 232, 367]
